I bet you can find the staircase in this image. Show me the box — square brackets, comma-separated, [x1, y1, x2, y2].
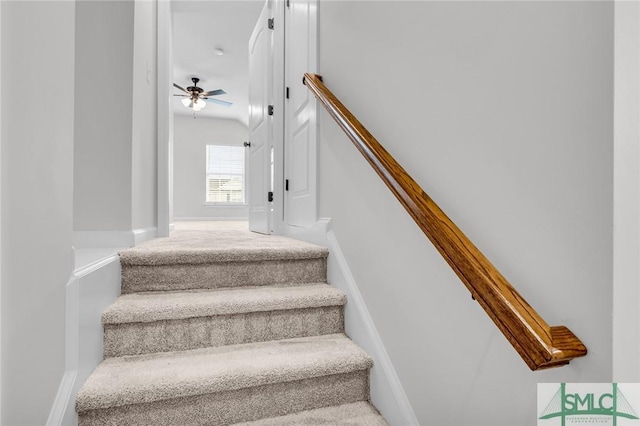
[75, 226, 386, 425]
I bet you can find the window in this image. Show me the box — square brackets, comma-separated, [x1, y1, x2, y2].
[205, 145, 245, 204]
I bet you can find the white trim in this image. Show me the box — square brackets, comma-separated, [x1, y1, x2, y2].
[174, 217, 249, 221]
[46, 274, 81, 426]
[74, 253, 120, 278]
[66, 276, 80, 373]
[133, 226, 157, 246]
[50, 254, 121, 426]
[271, 0, 285, 234]
[326, 229, 418, 426]
[201, 204, 248, 208]
[284, 219, 418, 426]
[613, 0, 640, 382]
[156, 0, 172, 238]
[74, 227, 157, 249]
[282, 217, 327, 243]
[0, 0, 3, 419]
[45, 371, 77, 426]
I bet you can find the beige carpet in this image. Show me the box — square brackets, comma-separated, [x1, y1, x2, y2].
[120, 222, 329, 293]
[121, 224, 328, 265]
[75, 223, 387, 425]
[234, 401, 389, 425]
[174, 220, 250, 231]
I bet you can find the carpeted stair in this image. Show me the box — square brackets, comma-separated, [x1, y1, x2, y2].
[75, 227, 387, 425]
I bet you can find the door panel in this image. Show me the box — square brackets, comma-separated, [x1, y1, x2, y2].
[292, 121, 310, 195]
[248, 2, 272, 234]
[285, 0, 317, 227]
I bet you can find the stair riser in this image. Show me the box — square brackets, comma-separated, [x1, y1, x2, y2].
[121, 258, 327, 293]
[104, 306, 344, 357]
[78, 370, 370, 426]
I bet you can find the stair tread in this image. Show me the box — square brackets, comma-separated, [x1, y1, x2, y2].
[76, 333, 373, 413]
[102, 284, 346, 324]
[232, 402, 388, 426]
[120, 230, 328, 266]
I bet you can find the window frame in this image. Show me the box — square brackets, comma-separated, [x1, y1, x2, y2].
[204, 144, 246, 206]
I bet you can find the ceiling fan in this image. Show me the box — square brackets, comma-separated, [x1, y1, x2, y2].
[173, 77, 232, 111]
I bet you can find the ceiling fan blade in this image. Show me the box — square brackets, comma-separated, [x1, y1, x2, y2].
[173, 94, 189, 97]
[173, 83, 189, 93]
[202, 89, 226, 97]
[204, 98, 233, 107]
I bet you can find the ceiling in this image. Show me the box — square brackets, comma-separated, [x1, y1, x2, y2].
[172, 0, 264, 126]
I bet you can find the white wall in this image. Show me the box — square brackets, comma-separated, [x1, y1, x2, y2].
[74, 0, 158, 245]
[132, 0, 158, 230]
[173, 115, 249, 219]
[74, 0, 134, 232]
[1, 1, 76, 424]
[318, 2, 613, 425]
[0, 1, 157, 423]
[613, 0, 640, 382]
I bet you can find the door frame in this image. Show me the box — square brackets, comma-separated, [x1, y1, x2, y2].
[156, 0, 286, 235]
[154, 0, 321, 237]
[270, 0, 286, 235]
[157, 0, 172, 237]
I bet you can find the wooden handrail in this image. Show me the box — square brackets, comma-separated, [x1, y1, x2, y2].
[303, 73, 587, 370]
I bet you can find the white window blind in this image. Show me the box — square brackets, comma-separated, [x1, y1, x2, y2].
[206, 145, 245, 204]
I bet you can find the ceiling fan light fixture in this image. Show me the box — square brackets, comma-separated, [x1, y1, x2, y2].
[175, 77, 231, 112]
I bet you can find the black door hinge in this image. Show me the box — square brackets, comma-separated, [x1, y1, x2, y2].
[285, 179, 289, 191]
[285, 87, 290, 99]
[268, 191, 274, 202]
[286, 0, 290, 8]
[268, 18, 274, 30]
[268, 105, 274, 116]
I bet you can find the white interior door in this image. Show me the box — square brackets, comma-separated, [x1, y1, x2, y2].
[285, 0, 318, 227]
[248, 1, 273, 234]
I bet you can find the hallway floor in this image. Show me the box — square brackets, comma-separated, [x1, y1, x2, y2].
[174, 220, 249, 231]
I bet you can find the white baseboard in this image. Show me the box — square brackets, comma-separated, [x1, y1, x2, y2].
[133, 227, 157, 246]
[65, 274, 80, 377]
[74, 227, 158, 249]
[173, 217, 249, 221]
[46, 371, 77, 426]
[326, 228, 418, 426]
[284, 219, 418, 426]
[50, 254, 122, 426]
